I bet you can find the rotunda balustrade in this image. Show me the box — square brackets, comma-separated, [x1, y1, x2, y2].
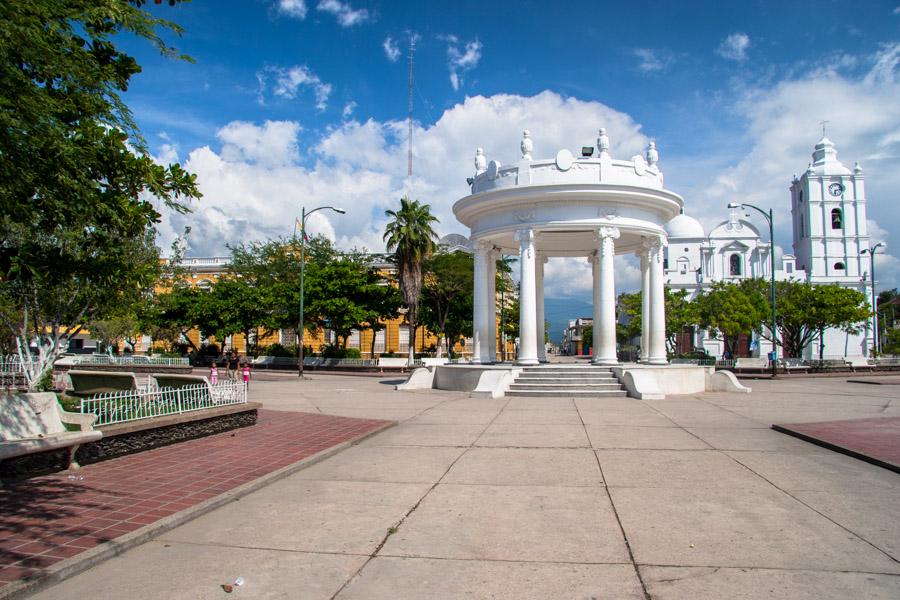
[453, 129, 681, 366]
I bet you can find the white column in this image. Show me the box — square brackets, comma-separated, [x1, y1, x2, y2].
[594, 226, 620, 365]
[591, 252, 600, 358]
[516, 228, 539, 365]
[536, 253, 547, 362]
[648, 235, 668, 365]
[472, 240, 491, 364]
[639, 243, 651, 362]
[486, 248, 497, 363]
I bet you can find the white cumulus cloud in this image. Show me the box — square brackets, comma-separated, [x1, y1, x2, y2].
[316, 0, 369, 27]
[157, 92, 650, 298]
[634, 48, 671, 73]
[717, 32, 750, 61]
[217, 120, 301, 168]
[256, 65, 332, 111]
[274, 0, 307, 19]
[383, 36, 401, 62]
[446, 36, 483, 91]
[682, 43, 900, 289]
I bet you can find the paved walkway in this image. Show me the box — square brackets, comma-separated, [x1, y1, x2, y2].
[20, 374, 900, 599]
[0, 409, 390, 595]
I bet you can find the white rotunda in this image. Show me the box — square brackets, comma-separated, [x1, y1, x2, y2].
[453, 130, 683, 366]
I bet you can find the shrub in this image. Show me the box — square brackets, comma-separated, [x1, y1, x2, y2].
[258, 343, 298, 357]
[321, 345, 362, 359]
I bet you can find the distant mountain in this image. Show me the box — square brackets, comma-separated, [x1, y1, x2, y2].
[543, 296, 593, 343]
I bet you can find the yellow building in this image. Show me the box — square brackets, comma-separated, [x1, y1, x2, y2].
[154, 251, 516, 360]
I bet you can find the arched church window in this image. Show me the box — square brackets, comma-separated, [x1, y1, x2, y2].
[831, 208, 843, 230]
[729, 254, 742, 276]
[677, 257, 690, 274]
[834, 262, 845, 270]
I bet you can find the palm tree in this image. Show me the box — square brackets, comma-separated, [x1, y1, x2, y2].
[384, 197, 439, 365]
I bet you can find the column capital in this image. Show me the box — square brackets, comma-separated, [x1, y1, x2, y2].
[473, 238, 492, 253]
[596, 226, 621, 240]
[641, 234, 667, 256]
[596, 226, 619, 257]
[514, 228, 534, 244]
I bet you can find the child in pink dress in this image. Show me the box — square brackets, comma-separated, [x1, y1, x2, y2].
[241, 363, 251, 386]
[209, 364, 219, 385]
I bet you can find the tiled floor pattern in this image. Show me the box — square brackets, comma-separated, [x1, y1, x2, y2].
[773, 416, 900, 471]
[0, 409, 389, 588]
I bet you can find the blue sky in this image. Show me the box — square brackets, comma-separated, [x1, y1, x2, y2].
[123, 0, 900, 298]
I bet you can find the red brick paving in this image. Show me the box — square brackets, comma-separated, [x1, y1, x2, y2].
[0, 410, 389, 590]
[773, 416, 900, 473]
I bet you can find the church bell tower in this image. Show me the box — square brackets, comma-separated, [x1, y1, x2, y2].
[790, 135, 868, 284]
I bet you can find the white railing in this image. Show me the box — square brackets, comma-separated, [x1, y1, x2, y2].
[80, 380, 247, 426]
[0, 355, 33, 388]
[75, 355, 190, 366]
[0, 354, 36, 372]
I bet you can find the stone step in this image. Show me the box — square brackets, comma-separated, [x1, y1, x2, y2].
[516, 375, 617, 382]
[505, 389, 628, 398]
[509, 383, 624, 390]
[521, 368, 614, 374]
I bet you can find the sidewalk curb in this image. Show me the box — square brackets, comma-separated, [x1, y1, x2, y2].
[0, 419, 395, 600]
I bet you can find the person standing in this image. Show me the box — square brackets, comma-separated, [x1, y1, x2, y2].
[209, 363, 219, 385]
[227, 351, 238, 380]
[241, 362, 251, 387]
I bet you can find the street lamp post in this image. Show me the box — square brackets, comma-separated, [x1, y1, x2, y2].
[296, 205, 346, 377]
[729, 202, 778, 379]
[861, 242, 885, 357]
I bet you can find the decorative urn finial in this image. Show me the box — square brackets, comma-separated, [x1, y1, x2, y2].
[597, 128, 610, 156]
[520, 130, 533, 161]
[646, 141, 658, 167]
[806, 162, 814, 176]
[854, 161, 863, 175]
[474, 147, 486, 174]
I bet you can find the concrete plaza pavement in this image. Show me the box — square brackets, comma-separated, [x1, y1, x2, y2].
[31, 371, 900, 599]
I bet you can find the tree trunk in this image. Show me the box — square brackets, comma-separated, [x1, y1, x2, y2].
[435, 335, 443, 358]
[370, 328, 377, 358]
[819, 327, 825, 362]
[407, 322, 416, 366]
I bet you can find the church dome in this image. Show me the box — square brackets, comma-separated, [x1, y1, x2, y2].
[665, 213, 705, 239]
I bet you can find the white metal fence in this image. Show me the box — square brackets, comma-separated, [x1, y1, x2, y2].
[80, 380, 248, 426]
[75, 354, 190, 366]
[0, 355, 33, 388]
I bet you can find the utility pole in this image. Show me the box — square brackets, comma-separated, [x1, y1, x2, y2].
[407, 35, 415, 179]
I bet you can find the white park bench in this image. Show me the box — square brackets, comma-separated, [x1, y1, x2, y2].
[0, 392, 101, 473]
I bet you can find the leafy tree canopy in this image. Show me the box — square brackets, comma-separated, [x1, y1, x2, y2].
[0, 1, 200, 388]
[420, 250, 474, 356]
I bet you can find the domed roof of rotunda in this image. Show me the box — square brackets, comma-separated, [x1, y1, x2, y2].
[665, 212, 705, 239]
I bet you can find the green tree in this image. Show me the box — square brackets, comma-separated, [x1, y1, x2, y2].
[806, 284, 870, 361]
[695, 281, 768, 358]
[89, 314, 140, 353]
[304, 257, 386, 348]
[420, 251, 474, 357]
[616, 292, 642, 344]
[206, 276, 267, 356]
[665, 288, 700, 355]
[495, 255, 517, 361]
[383, 197, 438, 365]
[615, 289, 699, 355]
[0, 1, 200, 389]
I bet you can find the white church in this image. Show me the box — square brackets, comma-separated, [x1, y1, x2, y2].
[664, 135, 874, 362]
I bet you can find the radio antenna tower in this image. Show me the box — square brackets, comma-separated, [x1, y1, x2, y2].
[407, 35, 415, 178]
